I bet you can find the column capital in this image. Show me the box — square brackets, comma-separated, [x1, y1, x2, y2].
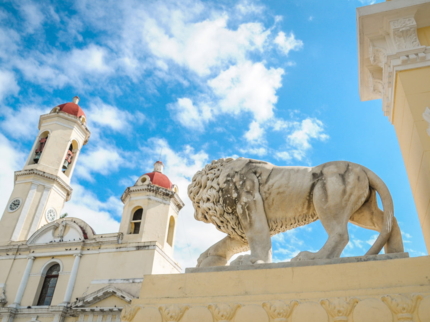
[357, 0, 430, 122]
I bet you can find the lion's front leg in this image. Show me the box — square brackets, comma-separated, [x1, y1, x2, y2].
[197, 236, 249, 267]
[233, 171, 272, 265]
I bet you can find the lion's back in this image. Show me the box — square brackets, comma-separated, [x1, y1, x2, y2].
[261, 166, 318, 231]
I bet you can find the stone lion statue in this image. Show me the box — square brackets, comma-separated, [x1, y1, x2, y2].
[188, 158, 404, 267]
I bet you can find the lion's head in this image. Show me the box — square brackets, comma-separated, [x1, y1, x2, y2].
[188, 158, 247, 241]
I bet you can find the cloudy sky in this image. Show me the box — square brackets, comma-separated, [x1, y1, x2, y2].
[0, 0, 426, 269]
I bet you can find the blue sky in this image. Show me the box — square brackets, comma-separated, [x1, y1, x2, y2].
[0, 0, 426, 268]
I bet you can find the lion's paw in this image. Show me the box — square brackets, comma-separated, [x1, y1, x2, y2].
[291, 251, 317, 262]
[197, 253, 227, 268]
[230, 255, 264, 266]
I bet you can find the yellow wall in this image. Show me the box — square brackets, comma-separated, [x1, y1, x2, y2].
[392, 66, 430, 251]
[417, 26, 430, 46]
[128, 256, 430, 322]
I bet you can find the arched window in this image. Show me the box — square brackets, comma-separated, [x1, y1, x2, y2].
[63, 140, 79, 177]
[130, 208, 143, 234]
[37, 264, 60, 306]
[29, 131, 49, 165]
[167, 216, 175, 246]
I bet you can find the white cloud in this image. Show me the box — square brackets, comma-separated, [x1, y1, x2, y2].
[144, 15, 270, 76]
[366, 234, 378, 246]
[13, 45, 113, 89]
[275, 151, 292, 161]
[274, 31, 303, 56]
[208, 61, 284, 121]
[239, 147, 267, 156]
[169, 98, 213, 130]
[0, 104, 47, 140]
[17, 1, 45, 33]
[287, 118, 328, 160]
[358, 0, 376, 4]
[0, 134, 25, 220]
[270, 118, 291, 131]
[141, 138, 226, 269]
[87, 98, 144, 132]
[75, 146, 126, 181]
[171, 62, 284, 130]
[0, 70, 20, 100]
[244, 121, 265, 143]
[63, 183, 121, 234]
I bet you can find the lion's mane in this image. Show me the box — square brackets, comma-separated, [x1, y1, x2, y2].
[188, 158, 248, 241]
[188, 158, 321, 243]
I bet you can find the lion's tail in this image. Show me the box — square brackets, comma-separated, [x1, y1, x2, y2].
[362, 167, 394, 255]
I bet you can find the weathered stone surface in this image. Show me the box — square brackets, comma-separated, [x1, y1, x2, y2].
[185, 252, 409, 273]
[188, 158, 404, 268]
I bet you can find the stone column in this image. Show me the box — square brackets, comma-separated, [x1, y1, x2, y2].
[357, 0, 430, 251]
[10, 256, 35, 308]
[1, 308, 17, 322]
[61, 253, 81, 306]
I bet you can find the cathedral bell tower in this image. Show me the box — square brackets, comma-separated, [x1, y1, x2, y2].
[0, 96, 90, 243]
[120, 161, 184, 257]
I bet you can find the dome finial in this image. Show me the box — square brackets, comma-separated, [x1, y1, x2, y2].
[154, 161, 164, 173]
[72, 96, 80, 104]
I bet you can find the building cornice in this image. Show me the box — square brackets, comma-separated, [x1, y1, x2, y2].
[14, 169, 73, 201]
[121, 184, 184, 211]
[39, 112, 91, 145]
[357, 0, 430, 122]
[0, 240, 181, 271]
[72, 286, 135, 307]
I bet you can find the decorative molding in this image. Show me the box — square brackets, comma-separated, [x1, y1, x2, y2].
[158, 305, 189, 322]
[358, 3, 430, 122]
[27, 217, 95, 245]
[208, 303, 241, 322]
[390, 18, 420, 51]
[14, 169, 73, 201]
[381, 293, 423, 322]
[320, 297, 359, 322]
[120, 305, 141, 322]
[72, 286, 136, 307]
[369, 44, 387, 68]
[39, 112, 91, 145]
[90, 278, 144, 285]
[367, 69, 384, 96]
[121, 184, 184, 211]
[262, 300, 298, 322]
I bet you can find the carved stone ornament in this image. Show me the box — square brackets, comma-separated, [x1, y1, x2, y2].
[262, 300, 299, 322]
[208, 303, 241, 322]
[158, 305, 189, 322]
[422, 107, 430, 136]
[369, 44, 387, 68]
[320, 297, 359, 322]
[381, 294, 423, 322]
[120, 305, 141, 322]
[390, 18, 420, 51]
[368, 70, 384, 96]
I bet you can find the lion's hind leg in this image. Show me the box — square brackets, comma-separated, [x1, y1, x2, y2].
[292, 163, 368, 262]
[349, 189, 404, 254]
[197, 236, 249, 267]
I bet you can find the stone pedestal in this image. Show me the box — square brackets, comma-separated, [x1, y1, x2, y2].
[126, 255, 430, 322]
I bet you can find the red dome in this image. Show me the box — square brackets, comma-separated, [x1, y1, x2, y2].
[145, 171, 172, 189]
[58, 102, 86, 118]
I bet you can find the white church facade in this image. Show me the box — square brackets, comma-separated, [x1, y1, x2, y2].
[0, 97, 183, 322]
